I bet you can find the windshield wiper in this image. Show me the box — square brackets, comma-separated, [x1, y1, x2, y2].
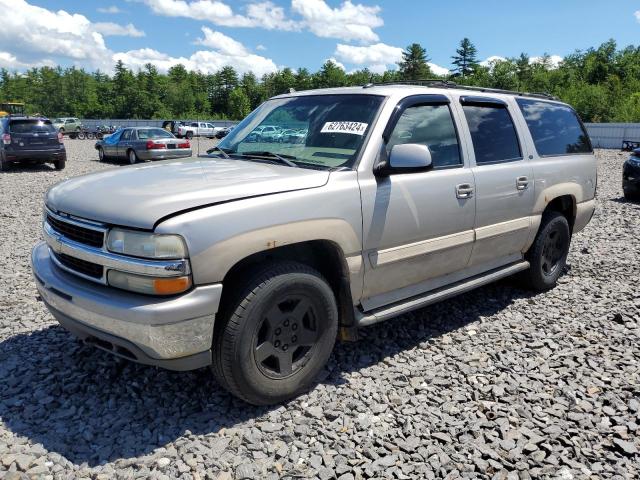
[239, 151, 298, 168]
[205, 145, 231, 159]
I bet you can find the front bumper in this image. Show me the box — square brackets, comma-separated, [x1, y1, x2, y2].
[138, 148, 192, 161]
[31, 242, 222, 370]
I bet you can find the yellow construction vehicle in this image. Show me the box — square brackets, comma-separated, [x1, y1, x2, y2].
[0, 102, 26, 117]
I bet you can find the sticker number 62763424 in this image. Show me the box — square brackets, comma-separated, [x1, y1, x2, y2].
[320, 121, 368, 136]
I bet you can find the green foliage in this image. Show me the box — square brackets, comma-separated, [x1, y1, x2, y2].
[398, 43, 432, 80]
[451, 38, 478, 77]
[0, 39, 639, 122]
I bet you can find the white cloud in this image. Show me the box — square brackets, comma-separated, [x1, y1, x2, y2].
[0, 0, 112, 70]
[480, 55, 507, 67]
[335, 43, 449, 76]
[635, 10, 640, 22]
[97, 5, 122, 14]
[335, 43, 402, 65]
[142, 0, 383, 42]
[530, 55, 563, 68]
[428, 63, 449, 76]
[195, 27, 248, 56]
[141, 0, 298, 30]
[292, 0, 382, 43]
[256, 44, 267, 51]
[94, 22, 146, 37]
[0, 51, 48, 69]
[115, 30, 279, 77]
[325, 57, 346, 70]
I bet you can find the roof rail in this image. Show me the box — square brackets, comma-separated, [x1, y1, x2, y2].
[364, 79, 558, 101]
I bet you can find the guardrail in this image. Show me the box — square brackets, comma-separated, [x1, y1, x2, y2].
[79, 119, 239, 129]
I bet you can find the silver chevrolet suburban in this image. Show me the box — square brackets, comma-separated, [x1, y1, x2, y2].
[31, 83, 597, 405]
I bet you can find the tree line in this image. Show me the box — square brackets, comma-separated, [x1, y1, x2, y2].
[1, 39, 639, 123]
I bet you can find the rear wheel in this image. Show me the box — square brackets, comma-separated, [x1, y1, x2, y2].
[128, 149, 138, 165]
[212, 262, 338, 405]
[0, 156, 8, 171]
[522, 211, 571, 291]
[186, 131, 193, 140]
[54, 158, 65, 170]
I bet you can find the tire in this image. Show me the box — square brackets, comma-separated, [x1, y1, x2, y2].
[97, 147, 105, 162]
[77, 132, 86, 140]
[86, 132, 95, 140]
[54, 158, 65, 170]
[212, 261, 338, 405]
[128, 149, 139, 165]
[522, 211, 571, 291]
[186, 131, 193, 140]
[59, 128, 65, 134]
[624, 189, 639, 201]
[0, 156, 8, 171]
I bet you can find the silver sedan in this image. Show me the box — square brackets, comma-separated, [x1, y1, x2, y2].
[95, 127, 192, 164]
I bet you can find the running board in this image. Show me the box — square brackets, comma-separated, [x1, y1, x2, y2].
[356, 261, 529, 327]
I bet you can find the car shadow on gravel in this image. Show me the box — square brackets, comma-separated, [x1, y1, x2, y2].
[0, 278, 536, 467]
[0, 164, 56, 173]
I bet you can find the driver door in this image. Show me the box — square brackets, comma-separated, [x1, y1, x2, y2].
[360, 95, 476, 310]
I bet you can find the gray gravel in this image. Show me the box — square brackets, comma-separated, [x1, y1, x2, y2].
[1, 143, 639, 479]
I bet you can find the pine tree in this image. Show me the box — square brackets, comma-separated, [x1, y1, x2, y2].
[398, 43, 432, 80]
[451, 38, 479, 77]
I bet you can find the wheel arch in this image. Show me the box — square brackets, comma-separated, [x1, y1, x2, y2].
[217, 239, 358, 341]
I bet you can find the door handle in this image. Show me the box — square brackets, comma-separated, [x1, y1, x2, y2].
[516, 176, 529, 190]
[456, 183, 474, 199]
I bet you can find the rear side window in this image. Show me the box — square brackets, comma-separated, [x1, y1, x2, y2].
[516, 99, 592, 156]
[387, 104, 461, 168]
[9, 120, 56, 134]
[462, 104, 521, 164]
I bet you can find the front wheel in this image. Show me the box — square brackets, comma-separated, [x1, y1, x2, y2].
[212, 262, 338, 405]
[522, 211, 571, 291]
[97, 147, 105, 162]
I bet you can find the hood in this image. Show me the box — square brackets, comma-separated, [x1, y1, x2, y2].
[46, 157, 330, 229]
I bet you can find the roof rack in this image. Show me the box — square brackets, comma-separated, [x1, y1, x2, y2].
[363, 79, 558, 101]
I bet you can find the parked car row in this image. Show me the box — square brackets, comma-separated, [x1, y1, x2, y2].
[0, 116, 66, 170]
[245, 125, 308, 143]
[162, 120, 235, 139]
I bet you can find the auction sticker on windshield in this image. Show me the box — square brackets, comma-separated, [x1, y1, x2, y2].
[321, 122, 368, 135]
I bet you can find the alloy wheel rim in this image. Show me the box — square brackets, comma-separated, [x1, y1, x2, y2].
[129, 151, 136, 164]
[541, 225, 565, 276]
[254, 295, 319, 379]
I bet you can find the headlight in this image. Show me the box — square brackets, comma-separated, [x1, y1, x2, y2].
[107, 229, 187, 259]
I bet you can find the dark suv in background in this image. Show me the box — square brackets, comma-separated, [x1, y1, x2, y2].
[0, 116, 66, 171]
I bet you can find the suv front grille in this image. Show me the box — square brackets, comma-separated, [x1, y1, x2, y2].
[46, 214, 104, 248]
[55, 252, 104, 279]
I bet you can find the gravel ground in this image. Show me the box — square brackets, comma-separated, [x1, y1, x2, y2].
[0, 143, 639, 480]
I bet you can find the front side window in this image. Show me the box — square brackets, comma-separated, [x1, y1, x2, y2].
[462, 104, 521, 164]
[218, 94, 384, 169]
[387, 104, 461, 168]
[104, 130, 123, 144]
[516, 99, 592, 156]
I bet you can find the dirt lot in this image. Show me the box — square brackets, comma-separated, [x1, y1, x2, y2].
[0, 142, 638, 480]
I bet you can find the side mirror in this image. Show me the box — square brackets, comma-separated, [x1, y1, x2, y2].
[375, 143, 433, 176]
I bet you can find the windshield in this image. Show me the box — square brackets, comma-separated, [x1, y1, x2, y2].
[9, 120, 56, 134]
[218, 94, 384, 169]
[137, 128, 174, 139]
[52, 118, 62, 123]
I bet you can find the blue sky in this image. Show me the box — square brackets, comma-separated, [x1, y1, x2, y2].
[1, 0, 639, 76]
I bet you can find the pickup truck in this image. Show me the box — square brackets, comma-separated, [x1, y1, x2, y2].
[31, 83, 596, 405]
[177, 121, 222, 139]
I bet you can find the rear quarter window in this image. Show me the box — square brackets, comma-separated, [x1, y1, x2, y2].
[516, 99, 592, 156]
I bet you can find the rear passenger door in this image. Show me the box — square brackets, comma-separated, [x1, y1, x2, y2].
[457, 96, 535, 267]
